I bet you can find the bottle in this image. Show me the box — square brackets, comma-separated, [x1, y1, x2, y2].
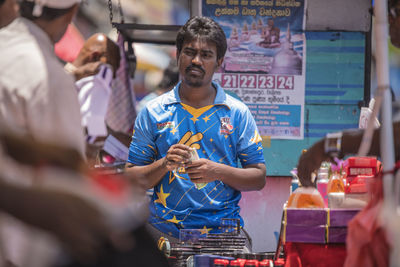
[214, 258, 229, 267]
[316, 165, 329, 207]
[327, 163, 345, 194]
[287, 187, 325, 208]
[259, 259, 273, 267]
[229, 259, 242, 266]
[244, 259, 259, 267]
[258, 259, 274, 267]
[290, 168, 300, 194]
[327, 162, 345, 208]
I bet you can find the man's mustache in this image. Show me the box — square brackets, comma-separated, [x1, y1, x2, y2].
[185, 65, 205, 74]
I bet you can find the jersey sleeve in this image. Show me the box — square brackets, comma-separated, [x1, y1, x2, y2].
[127, 108, 157, 165]
[236, 107, 265, 166]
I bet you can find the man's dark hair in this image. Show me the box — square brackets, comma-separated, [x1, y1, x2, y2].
[176, 16, 227, 60]
[0, 0, 5, 6]
[19, 1, 75, 21]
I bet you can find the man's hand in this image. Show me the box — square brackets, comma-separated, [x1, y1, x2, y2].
[125, 144, 193, 190]
[296, 139, 327, 187]
[73, 61, 103, 81]
[185, 159, 220, 183]
[163, 144, 192, 172]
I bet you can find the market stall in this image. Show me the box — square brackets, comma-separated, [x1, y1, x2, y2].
[105, 0, 386, 266]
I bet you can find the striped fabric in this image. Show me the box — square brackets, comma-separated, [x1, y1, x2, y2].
[105, 34, 137, 134]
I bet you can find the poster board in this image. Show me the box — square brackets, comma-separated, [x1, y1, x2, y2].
[198, 0, 370, 175]
[202, 1, 307, 140]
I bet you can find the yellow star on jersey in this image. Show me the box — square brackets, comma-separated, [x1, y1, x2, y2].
[203, 115, 210, 123]
[167, 215, 182, 224]
[199, 226, 212, 235]
[169, 171, 188, 184]
[250, 130, 262, 143]
[190, 117, 199, 123]
[154, 185, 170, 208]
[170, 127, 177, 135]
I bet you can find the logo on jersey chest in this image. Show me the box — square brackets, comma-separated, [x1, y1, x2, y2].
[157, 121, 175, 131]
[220, 117, 233, 134]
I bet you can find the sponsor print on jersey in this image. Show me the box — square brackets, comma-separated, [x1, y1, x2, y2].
[157, 121, 175, 131]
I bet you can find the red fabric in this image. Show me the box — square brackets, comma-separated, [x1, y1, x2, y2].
[86, 170, 132, 204]
[343, 173, 390, 267]
[55, 23, 85, 63]
[284, 242, 346, 267]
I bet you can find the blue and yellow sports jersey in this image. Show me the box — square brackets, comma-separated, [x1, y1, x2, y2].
[128, 81, 265, 238]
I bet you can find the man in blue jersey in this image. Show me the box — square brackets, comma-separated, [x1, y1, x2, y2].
[126, 16, 266, 251]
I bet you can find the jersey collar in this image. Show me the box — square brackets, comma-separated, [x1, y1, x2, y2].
[162, 81, 230, 109]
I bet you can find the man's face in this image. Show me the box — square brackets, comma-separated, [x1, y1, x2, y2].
[177, 38, 223, 88]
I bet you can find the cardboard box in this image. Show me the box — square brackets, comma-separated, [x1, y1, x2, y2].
[285, 208, 327, 226]
[328, 227, 348, 243]
[282, 207, 360, 244]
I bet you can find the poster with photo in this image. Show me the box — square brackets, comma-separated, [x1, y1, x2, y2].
[202, 0, 306, 139]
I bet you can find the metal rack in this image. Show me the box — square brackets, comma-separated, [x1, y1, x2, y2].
[110, 0, 200, 45]
[112, 23, 182, 45]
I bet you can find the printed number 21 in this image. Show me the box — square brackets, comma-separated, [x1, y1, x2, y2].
[222, 74, 237, 88]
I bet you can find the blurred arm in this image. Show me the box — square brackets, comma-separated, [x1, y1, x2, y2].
[297, 121, 400, 187]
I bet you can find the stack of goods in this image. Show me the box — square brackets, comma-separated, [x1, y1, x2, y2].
[343, 156, 379, 203]
[281, 207, 359, 244]
[312, 157, 378, 208]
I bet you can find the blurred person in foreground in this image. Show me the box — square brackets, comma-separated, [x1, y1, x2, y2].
[0, 0, 85, 157]
[125, 16, 266, 251]
[296, 0, 400, 187]
[136, 59, 179, 113]
[0, 128, 111, 266]
[0, 175, 110, 266]
[0, 131, 168, 267]
[64, 33, 129, 161]
[0, 0, 106, 265]
[0, 1, 166, 266]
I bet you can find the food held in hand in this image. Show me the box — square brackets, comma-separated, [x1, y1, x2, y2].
[190, 148, 207, 190]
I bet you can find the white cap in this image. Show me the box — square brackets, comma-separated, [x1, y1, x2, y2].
[25, 0, 81, 17]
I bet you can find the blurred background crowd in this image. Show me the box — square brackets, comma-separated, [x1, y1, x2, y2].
[58, 0, 189, 103]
